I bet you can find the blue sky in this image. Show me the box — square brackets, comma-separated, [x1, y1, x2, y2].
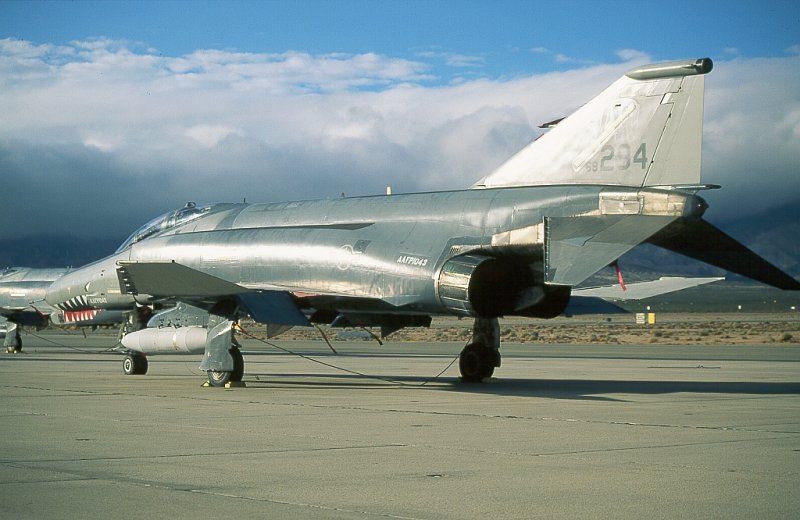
[1, 1, 799, 240]
[4, 1, 798, 82]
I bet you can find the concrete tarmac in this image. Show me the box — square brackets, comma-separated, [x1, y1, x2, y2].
[2, 330, 799, 519]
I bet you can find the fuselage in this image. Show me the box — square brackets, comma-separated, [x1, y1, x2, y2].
[0, 267, 70, 326]
[44, 184, 705, 320]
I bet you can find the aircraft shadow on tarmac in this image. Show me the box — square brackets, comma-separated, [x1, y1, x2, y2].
[244, 372, 800, 402]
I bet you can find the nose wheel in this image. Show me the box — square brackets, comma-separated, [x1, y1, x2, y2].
[123, 352, 148, 375]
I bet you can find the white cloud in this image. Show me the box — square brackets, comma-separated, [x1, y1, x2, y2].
[186, 125, 244, 148]
[415, 50, 485, 68]
[615, 49, 651, 62]
[1, 38, 798, 241]
[786, 44, 800, 55]
[700, 55, 800, 219]
[82, 135, 123, 152]
[531, 47, 600, 66]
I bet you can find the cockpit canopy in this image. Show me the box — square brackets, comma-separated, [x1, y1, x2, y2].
[116, 202, 212, 253]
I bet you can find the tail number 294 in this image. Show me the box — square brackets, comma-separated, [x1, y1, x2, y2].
[585, 143, 648, 173]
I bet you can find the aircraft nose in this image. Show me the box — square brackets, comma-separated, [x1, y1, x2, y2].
[44, 270, 83, 308]
[43, 275, 68, 307]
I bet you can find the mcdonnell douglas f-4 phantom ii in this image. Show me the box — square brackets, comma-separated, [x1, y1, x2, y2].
[44, 58, 799, 385]
[0, 267, 67, 353]
[0, 267, 133, 353]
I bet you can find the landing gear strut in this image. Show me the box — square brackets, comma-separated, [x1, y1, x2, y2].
[4, 323, 22, 354]
[123, 352, 148, 375]
[459, 318, 500, 382]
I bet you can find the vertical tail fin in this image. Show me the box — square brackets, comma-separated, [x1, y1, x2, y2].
[473, 58, 712, 189]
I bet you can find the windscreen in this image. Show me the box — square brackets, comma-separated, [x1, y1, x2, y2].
[115, 202, 212, 253]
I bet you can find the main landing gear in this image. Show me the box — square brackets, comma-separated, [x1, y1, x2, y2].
[459, 318, 501, 382]
[201, 318, 246, 388]
[4, 323, 22, 354]
[206, 347, 244, 387]
[5, 335, 22, 354]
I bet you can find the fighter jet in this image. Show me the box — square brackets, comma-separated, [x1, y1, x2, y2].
[44, 58, 799, 386]
[0, 267, 66, 352]
[0, 266, 134, 352]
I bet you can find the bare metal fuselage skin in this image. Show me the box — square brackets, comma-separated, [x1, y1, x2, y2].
[45, 185, 704, 320]
[0, 267, 67, 327]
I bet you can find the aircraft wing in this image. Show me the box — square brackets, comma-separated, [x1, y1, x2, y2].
[115, 261, 431, 333]
[116, 261, 309, 326]
[117, 261, 248, 297]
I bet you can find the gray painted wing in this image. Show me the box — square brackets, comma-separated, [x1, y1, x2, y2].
[117, 261, 248, 297]
[117, 261, 309, 326]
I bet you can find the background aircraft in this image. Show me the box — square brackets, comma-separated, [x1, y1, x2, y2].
[43, 58, 799, 386]
[1, 267, 67, 353]
[0, 266, 136, 353]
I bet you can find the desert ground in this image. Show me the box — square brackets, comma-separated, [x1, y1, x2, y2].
[255, 312, 800, 346]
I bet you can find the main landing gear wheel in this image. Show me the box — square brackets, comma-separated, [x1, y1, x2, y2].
[206, 348, 244, 387]
[123, 353, 148, 375]
[459, 342, 498, 383]
[6, 336, 22, 354]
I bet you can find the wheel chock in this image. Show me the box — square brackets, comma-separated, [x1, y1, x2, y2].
[201, 381, 247, 388]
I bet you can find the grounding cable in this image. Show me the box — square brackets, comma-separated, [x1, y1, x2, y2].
[239, 327, 461, 387]
[23, 329, 121, 354]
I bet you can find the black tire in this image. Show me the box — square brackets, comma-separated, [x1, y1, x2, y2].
[459, 342, 496, 382]
[230, 348, 244, 382]
[206, 369, 232, 387]
[122, 356, 134, 375]
[207, 348, 244, 387]
[6, 336, 22, 354]
[123, 353, 148, 375]
[136, 355, 148, 374]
